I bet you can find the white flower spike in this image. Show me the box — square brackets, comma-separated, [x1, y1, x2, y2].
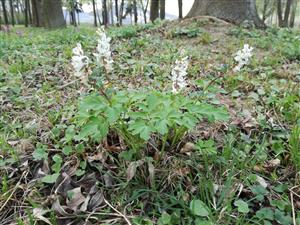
[233, 44, 254, 72]
[171, 50, 189, 93]
[71, 43, 89, 81]
[94, 26, 113, 72]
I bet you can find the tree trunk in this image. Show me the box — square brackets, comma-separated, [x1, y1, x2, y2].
[119, 0, 124, 25]
[150, 0, 159, 22]
[115, 0, 119, 22]
[178, 0, 183, 19]
[283, 0, 293, 27]
[42, 0, 65, 28]
[262, 0, 269, 22]
[186, 0, 265, 28]
[102, 0, 108, 26]
[9, 0, 15, 26]
[31, 0, 42, 26]
[1, 0, 9, 25]
[140, 0, 149, 23]
[277, 0, 284, 26]
[24, 0, 29, 27]
[110, 0, 114, 24]
[133, 0, 138, 24]
[160, 0, 165, 20]
[92, 0, 97, 26]
[289, 0, 297, 27]
[28, 0, 32, 24]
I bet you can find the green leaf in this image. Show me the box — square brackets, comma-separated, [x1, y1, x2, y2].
[156, 119, 168, 135]
[158, 212, 171, 225]
[41, 173, 59, 184]
[270, 199, 288, 211]
[274, 209, 292, 225]
[32, 145, 48, 161]
[195, 218, 213, 225]
[256, 208, 274, 220]
[190, 199, 209, 217]
[234, 199, 249, 214]
[62, 146, 73, 156]
[51, 154, 62, 173]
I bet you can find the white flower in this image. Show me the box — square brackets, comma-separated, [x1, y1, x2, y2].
[171, 51, 189, 93]
[233, 44, 253, 72]
[71, 43, 89, 80]
[94, 26, 113, 72]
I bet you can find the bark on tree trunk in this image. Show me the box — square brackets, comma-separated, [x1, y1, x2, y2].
[42, 0, 65, 28]
[150, 0, 159, 22]
[1, 0, 9, 25]
[178, 0, 183, 19]
[9, 0, 15, 26]
[186, 0, 265, 28]
[160, 0, 165, 20]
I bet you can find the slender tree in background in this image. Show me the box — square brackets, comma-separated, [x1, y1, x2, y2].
[160, 0, 165, 20]
[186, 0, 265, 28]
[178, 0, 183, 19]
[115, 0, 119, 23]
[28, 0, 32, 24]
[1, 0, 9, 25]
[102, 0, 108, 26]
[119, 0, 124, 25]
[42, 0, 66, 28]
[24, 0, 29, 27]
[277, 0, 294, 27]
[92, 0, 97, 26]
[150, 0, 159, 22]
[140, 0, 149, 23]
[133, 0, 138, 24]
[70, 0, 77, 27]
[9, 0, 15, 26]
[289, 0, 298, 27]
[110, 0, 114, 24]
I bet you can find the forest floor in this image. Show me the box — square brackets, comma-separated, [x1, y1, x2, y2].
[0, 19, 300, 225]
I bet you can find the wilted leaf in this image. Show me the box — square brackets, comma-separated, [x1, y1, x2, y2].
[66, 187, 86, 211]
[127, 160, 144, 182]
[33, 208, 51, 225]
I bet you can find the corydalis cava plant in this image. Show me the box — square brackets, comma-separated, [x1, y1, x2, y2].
[233, 44, 254, 72]
[71, 43, 89, 83]
[171, 51, 189, 93]
[94, 26, 114, 72]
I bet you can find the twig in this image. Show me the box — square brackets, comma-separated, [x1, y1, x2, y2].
[290, 191, 296, 225]
[58, 78, 81, 89]
[104, 198, 132, 225]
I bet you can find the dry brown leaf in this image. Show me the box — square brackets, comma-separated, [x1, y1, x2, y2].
[180, 142, 197, 154]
